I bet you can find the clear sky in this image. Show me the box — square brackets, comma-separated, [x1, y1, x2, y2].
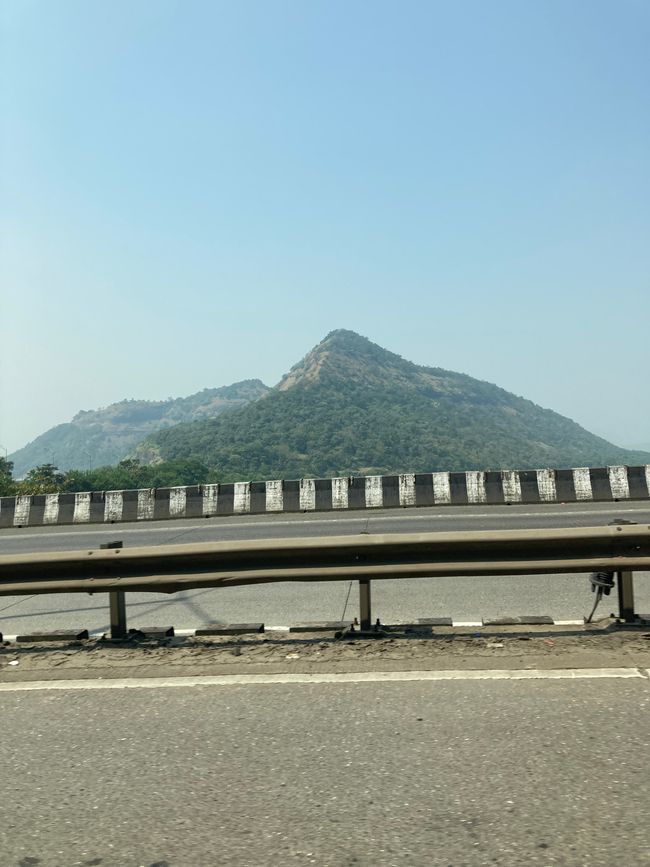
[1, 0, 649, 455]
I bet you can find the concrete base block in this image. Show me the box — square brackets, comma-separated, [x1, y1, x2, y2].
[482, 615, 554, 626]
[290, 621, 353, 633]
[16, 629, 89, 643]
[195, 623, 265, 636]
[335, 627, 389, 640]
[417, 617, 454, 627]
[133, 626, 175, 638]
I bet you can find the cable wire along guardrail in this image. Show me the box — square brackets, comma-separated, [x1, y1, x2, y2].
[1, 524, 649, 637]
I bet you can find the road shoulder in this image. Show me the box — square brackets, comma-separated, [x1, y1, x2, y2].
[2, 621, 650, 684]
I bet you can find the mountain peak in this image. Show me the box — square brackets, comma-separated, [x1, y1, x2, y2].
[321, 328, 372, 347]
[319, 329, 398, 355]
[277, 329, 409, 391]
[147, 330, 649, 479]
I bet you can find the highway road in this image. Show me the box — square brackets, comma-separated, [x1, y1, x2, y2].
[1, 671, 649, 866]
[1, 502, 650, 635]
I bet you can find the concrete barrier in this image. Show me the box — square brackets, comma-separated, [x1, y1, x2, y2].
[1, 465, 648, 528]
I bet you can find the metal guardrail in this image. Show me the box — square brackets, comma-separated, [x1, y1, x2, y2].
[1, 525, 649, 638]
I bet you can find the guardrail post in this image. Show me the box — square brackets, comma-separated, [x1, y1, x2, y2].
[109, 590, 127, 638]
[359, 579, 372, 630]
[617, 570, 635, 623]
[100, 541, 127, 638]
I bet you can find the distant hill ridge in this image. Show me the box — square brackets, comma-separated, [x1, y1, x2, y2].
[9, 380, 269, 476]
[140, 329, 650, 479]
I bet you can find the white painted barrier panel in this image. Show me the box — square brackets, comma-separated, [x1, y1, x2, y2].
[234, 482, 251, 514]
[646, 466, 650, 498]
[466, 472, 487, 504]
[43, 493, 60, 524]
[266, 480, 283, 511]
[104, 491, 123, 522]
[169, 487, 187, 517]
[399, 474, 416, 506]
[573, 468, 593, 501]
[536, 469, 557, 502]
[137, 489, 155, 520]
[365, 476, 383, 508]
[332, 477, 348, 510]
[299, 479, 316, 511]
[73, 492, 91, 523]
[501, 471, 522, 503]
[432, 472, 451, 505]
[14, 496, 31, 526]
[202, 484, 219, 516]
[608, 466, 630, 499]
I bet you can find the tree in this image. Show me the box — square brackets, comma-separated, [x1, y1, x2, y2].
[17, 464, 66, 495]
[0, 457, 15, 496]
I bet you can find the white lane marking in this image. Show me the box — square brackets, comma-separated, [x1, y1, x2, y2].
[2, 504, 649, 541]
[0, 668, 644, 692]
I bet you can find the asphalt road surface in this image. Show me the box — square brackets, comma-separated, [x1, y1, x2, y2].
[1, 502, 649, 635]
[1, 672, 649, 866]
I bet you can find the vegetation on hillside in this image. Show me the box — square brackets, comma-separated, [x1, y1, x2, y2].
[144, 331, 649, 480]
[0, 457, 211, 496]
[9, 379, 269, 477]
[5, 330, 648, 495]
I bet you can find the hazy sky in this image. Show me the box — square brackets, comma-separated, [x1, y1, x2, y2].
[2, 0, 649, 455]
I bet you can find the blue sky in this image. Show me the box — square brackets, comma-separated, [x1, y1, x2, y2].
[1, 0, 649, 455]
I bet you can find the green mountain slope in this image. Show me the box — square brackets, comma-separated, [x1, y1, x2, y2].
[9, 380, 269, 476]
[142, 330, 649, 479]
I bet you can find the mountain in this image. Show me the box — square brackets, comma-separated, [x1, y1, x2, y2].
[9, 380, 270, 477]
[625, 441, 650, 452]
[140, 330, 650, 479]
